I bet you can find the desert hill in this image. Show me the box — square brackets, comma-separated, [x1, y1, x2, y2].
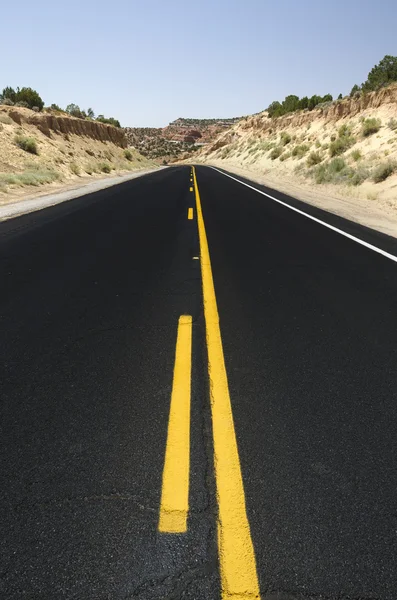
[193, 84, 397, 227]
[0, 106, 156, 203]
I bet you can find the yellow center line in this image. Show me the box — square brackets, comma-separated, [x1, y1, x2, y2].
[192, 166, 261, 599]
[158, 315, 192, 533]
[188, 207, 194, 220]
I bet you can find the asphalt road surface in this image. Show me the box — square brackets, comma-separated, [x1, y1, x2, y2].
[1, 165, 397, 599]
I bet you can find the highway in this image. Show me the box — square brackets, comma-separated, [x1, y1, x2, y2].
[1, 165, 397, 599]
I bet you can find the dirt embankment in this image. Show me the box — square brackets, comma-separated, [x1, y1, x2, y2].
[7, 108, 127, 147]
[195, 85, 397, 236]
[0, 106, 156, 205]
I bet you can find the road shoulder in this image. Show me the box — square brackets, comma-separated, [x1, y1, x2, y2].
[198, 160, 397, 239]
[0, 167, 164, 221]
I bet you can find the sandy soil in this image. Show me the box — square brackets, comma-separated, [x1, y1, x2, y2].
[0, 106, 157, 205]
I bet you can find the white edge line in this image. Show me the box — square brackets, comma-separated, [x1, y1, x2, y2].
[209, 166, 397, 265]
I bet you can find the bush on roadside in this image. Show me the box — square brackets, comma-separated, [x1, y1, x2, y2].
[306, 151, 322, 166]
[338, 124, 352, 138]
[372, 161, 396, 182]
[98, 162, 112, 173]
[0, 166, 59, 188]
[14, 135, 38, 154]
[292, 144, 309, 158]
[269, 146, 283, 160]
[351, 166, 370, 186]
[280, 131, 292, 146]
[329, 135, 355, 157]
[69, 162, 81, 175]
[387, 118, 397, 131]
[362, 118, 381, 137]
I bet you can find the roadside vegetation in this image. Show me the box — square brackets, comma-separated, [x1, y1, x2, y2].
[0, 87, 122, 128]
[14, 135, 39, 154]
[267, 55, 397, 119]
[0, 164, 60, 192]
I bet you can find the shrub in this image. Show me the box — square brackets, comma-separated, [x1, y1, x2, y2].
[351, 166, 370, 186]
[96, 115, 121, 128]
[50, 103, 63, 112]
[314, 158, 353, 184]
[291, 144, 309, 158]
[315, 140, 321, 148]
[98, 162, 112, 173]
[328, 157, 346, 174]
[1, 98, 14, 106]
[14, 135, 38, 154]
[329, 136, 355, 156]
[387, 118, 397, 131]
[280, 131, 291, 146]
[315, 164, 329, 183]
[279, 152, 291, 162]
[373, 162, 396, 183]
[70, 162, 81, 175]
[0, 166, 59, 188]
[15, 101, 29, 108]
[307, 151, 322, 166]
[351, 149, 362, 161]
[269, 146, 283, 160]
[338, 124, 352, 137]
[362, 118, 381, 137]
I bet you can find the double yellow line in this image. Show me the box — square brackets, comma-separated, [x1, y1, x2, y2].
[159, 167, 260, 598]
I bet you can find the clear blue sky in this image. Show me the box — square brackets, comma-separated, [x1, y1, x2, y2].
[2, 0, 396, 127]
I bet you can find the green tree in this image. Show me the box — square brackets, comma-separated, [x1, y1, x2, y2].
[1, 86, 17, 103]
[267, 101, 282, 118]
[15, 87, 44, 110]
[321, 94, 333, 102]
[66, 103, 84, 118]
[350, 84, 361, 97]
[87, 107, 95, 119]
[308, 95, 321, 110]
[298, 96, 309, 110]
[337, 93, 343, 100]
[363, 55, 397, 91]
[283, 95, 300, 113]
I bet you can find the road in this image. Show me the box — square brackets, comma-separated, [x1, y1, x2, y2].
[1, 165, 397, 599]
